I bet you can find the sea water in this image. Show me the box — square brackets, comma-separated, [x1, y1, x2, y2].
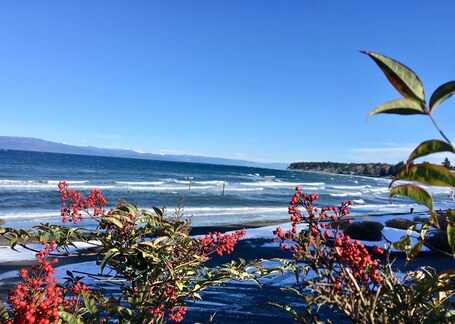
[0, 149, 453, 230]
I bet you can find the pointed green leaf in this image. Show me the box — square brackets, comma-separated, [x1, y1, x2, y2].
[9, 237, 18, 250]
[104, 216, 124, 229]
[447, 223, 455, 257]
[66, 270, 74, 279]
[362, 50, 425, 101]
[175, 280, 184, 291]
[82, 291, 97, 314]
[447, 210, 455, 257]
[39, 234, 49, 243]
[408, 241, 423, 261]
[393, 235, 411, 251]
[407, 139, 455, 164]
[117, 203, 138, 216]
[390, 184, 434, 210]
[100, 248, 119, 273]
[430, 210, 440, 230]
[420, 222, 431, 240]
[58, 311, 83, 324]
[367, 98, 426, 118]
[0, 300, 10, 322]
[152, 206, 164, 218]
[391, 163, 455, 187]
[447, 209, 455, 223]
[430, 81, 455, 112]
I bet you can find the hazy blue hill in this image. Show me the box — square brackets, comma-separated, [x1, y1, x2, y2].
[0, 136, 287, 169]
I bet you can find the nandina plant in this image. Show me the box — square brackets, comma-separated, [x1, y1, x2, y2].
[1, 241, 102, 324]
[362, 51, 455, 259]
[271, 188, 455, 323]
[0, 182, 259, 323]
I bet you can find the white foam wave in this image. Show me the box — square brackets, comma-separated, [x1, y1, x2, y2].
[184, 206, 286, 216]
[330, 185, 372, 190]
[116, 181, 164, 185]
[193, 180, 224, 185]
[0, 180, 88, 185]
[242, 181, 324, 188]
[226, 188, 264, 192]
[367, 187, 390, 193]
[329, 192, 363, 197]
[0, 210, 59, 219]
[0, 180, 88, 190]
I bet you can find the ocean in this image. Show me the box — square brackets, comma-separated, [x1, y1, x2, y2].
[1, 149, 453, 230]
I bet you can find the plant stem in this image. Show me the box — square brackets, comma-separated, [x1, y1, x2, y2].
[425, 105, 453, 146]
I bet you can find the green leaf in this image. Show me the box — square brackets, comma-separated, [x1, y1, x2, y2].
[193, 292, 202, 300]
[429, 210, 440, 230]
[408, 241, 423, 261]
[367, 98, 426, 118]
[391, 163, 455, 187]
[362, 50, 425, 102]
[58, 311, 83, 324]
[100, 248, 120, 273]
[105, 216, 124, 229]
[39, 234, 49, 243]
[448, 227, 455, 258]
[418, 223, 432, 255]
[152, 206, 164, 218]
[66, 270, 74, 279]
[447, 222, 455, 257]
[82, 291, 97, 314]
[447, 209, 455, 224]
[430, 81, 455, 112]
[393, 235, 411, 251]
[117, 203, 138, 215]
[0, 300, 10, 322]
[407, 139, 455, 164]
[9, 237, 18, 250]
[175, 280, 184, 291]
[390, 184, 434, 210]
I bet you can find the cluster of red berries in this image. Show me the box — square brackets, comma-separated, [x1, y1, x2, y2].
[58, 181, 107, 224]
[199, 229, 246, 256]
[274, 188, 385, 294]
[149, 303, 165, 317]
[7, 242, 61, 324]
[6, 241, 91, 324]
[334, 233, 383, 284]
[147, 284, 187, 322]
[274, 187, 355, 252]
[168, 306, 187, 322]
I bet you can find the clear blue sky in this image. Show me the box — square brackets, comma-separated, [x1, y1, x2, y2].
[1, 1, 454, 164]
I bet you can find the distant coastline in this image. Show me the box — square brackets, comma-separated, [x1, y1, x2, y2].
[0, 136, 287, 169]
[287, 161, 406, 177]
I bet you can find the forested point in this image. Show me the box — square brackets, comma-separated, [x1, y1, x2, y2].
[287, 161, 407, 177]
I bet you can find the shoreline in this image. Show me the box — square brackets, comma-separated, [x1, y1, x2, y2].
[1, 220, 454, 323]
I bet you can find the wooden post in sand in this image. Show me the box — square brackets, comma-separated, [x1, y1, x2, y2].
[186, 177, 193, 191]
[221, 181, 226, 196]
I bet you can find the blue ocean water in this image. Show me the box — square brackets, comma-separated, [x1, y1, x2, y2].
[0, 150, 453, 229]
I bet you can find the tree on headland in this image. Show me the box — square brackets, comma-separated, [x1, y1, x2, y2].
[442, 157, 453, 170]
[287, 161, 406, 177]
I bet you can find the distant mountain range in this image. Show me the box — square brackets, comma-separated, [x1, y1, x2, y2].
[0, 136, 287, 169]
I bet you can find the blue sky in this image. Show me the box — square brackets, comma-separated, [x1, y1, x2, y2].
[1, 1, 454, 164]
